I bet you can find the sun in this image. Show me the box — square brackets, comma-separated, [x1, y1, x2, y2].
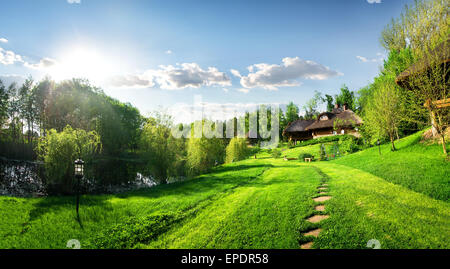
[50, 47, 114, 84]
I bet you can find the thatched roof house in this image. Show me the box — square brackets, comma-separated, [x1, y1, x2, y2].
[283, 104, 363, 143]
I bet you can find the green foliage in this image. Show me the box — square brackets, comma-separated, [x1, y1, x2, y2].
[36, 125, 101, 194]
[298, 135, 347, 147]
[271, 148, 281, 158]
[186, 126, 226, 175]
[299, 153, 314, 161]
[285, 101, 299, 123]
[335, 85, 356, 111]
[338, 135, 360, 154]
[88, 213, 183, 249]
[319, 143, 327, 161]
[303, 90, 323, 120]
[140, 114, 184, 184]
[225, 138, 249, 163]
[287, 139, 295, 149]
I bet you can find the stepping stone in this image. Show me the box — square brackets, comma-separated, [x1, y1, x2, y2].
[318, 187, 328, 190]
[315, 205, 325, 211]
[321, 184, 329, 186]
[306, 215, 329, 223]
[300, 242, 313, 249]
[304, 228, 322, 237]
[313, 196, 332, 202]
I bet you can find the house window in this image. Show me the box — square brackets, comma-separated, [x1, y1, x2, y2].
[333, 131, 337, 135]
[320, 115, 328, 121]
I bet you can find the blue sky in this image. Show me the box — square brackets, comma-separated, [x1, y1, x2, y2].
[0, 0, 412, 123]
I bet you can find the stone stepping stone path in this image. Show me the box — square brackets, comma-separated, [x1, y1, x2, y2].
[300, 242, 313, 249]
[304, 228, 322, 237]
[312, 196, 332, 202]
[306, 215, 329, 223]
[299, 175, 332, 249]
[315, 205, 325, 211]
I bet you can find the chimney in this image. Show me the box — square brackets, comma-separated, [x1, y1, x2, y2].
[343, 103, 348, 111]
[334, 103, 340, 109]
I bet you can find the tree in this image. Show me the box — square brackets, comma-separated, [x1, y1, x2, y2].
[225, 137, 248, 163]
[380, 0, 448, 57]
[324, 94, 334, 112]
[335, 85, 355, 110]
[139, 114, 181, 184]
[36, 125, 101, 194]
[405, 45, 449, 156]
[0, 80, 9, 133]
[364, 80, 403, 151]
[285, 102, 299, 123]
[186, 120, 226, 175]
[303, 91, 323, 119]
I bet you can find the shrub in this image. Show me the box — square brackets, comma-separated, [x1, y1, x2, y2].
[299, 153, 314, 161]
[287, 140, 295, 149]
[225, 138, 249, 163]
[319, 143, 327, 161]
[271, 149, 282, 158]
[339, 135, 361, 154]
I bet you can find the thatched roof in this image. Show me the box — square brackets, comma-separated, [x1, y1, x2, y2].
[284, 109, 363, 134]
[306, 110, 362, 130]
[284, 119, 315, 133]
[396, 37, 450, 89]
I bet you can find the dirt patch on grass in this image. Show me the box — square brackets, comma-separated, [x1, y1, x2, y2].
[300, 241, 313, 249]
[304, 228, 322, 237]
[307, 215, 329, 223]
[315, 205, 325, 211]
[313, 196, 332, 202]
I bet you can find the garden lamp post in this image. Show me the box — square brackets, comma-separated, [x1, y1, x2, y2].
[377, 139, 381, 155]
[74, 159, 84, 217]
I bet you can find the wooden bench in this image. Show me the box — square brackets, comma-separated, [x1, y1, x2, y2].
[304, 157, 312, 163]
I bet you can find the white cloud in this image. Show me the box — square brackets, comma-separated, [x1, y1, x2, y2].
[107, 74, 154, 88]
[0, 38, 8, 43]
[0, 74, 26, 86]
[356, 53, 385, 63]
[109, 63, 231, 90]
[367, 0, 382, 3]
[232, 57, 342, 90]
[67, 0, 81, 4]
[165, 50, 173, 54]
[238, 88, 250, 94]
[0, 47, 23, 65]
[24, 57, 57, 70]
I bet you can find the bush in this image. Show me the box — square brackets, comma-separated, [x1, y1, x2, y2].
[339, 135, 361, 154]
[299, 153, 314, 161]
[287, 140, 295, 149]
[225, 138, 249, 163]
[36, 125, 101, 194]
[299, 135, 353, 147]
[271, 149, 282, 158]
[319, 144, 327, 161]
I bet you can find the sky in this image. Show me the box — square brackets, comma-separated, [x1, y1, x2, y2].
[0, 0, 413, 123]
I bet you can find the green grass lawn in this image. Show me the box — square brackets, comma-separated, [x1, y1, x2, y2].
[1, 130, 449, 249]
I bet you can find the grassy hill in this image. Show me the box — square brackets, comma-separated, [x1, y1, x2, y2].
[0, 130, 449, 249]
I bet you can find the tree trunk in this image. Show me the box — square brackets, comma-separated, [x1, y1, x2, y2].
[440, 134, 447, 156]
[390, 136, 396, 151]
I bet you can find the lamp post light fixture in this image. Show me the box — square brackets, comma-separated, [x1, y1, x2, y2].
[74, 159, 84, 217]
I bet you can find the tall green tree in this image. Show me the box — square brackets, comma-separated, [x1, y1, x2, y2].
[285, 101, 299, 123]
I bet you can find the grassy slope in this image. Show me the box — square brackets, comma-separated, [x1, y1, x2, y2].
[0, 130, 449, 249]
[331, 131, 450, 201]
